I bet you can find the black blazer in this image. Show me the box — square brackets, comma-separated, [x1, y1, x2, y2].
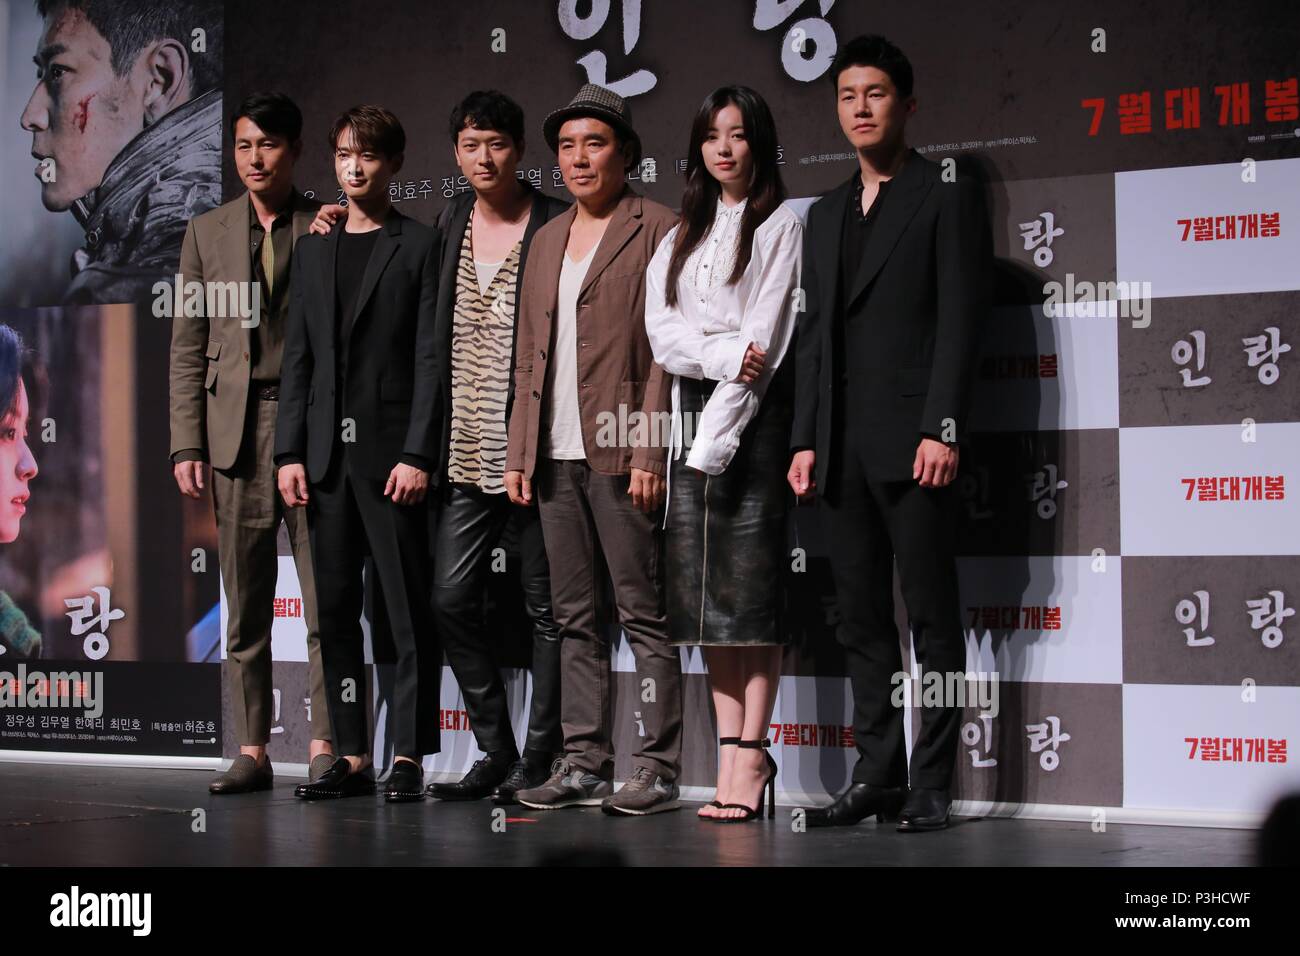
[275, 208, 441, 483]
[430, 183, 570, 483]
[791, 148, 991, 492]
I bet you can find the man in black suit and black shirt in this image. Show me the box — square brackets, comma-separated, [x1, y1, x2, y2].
[274, 105, 441, 802]
[788, 36, 992, 831]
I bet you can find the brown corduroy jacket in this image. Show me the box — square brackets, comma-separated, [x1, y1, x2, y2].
[506, 187, 677, 479]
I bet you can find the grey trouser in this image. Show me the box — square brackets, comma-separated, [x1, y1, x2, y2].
[535, 458, 682, 780]
[213, 395, 330, 745]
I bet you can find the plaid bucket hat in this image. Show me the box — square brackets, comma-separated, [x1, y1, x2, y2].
[542, 83, 643, 170]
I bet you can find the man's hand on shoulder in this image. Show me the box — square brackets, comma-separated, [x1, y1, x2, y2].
[309, 204, 347, 236]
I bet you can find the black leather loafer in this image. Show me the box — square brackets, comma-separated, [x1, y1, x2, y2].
[426, 749, 514, 801]
[294, 758, 375, 800]
[384, 760, 425, 803]
[896, 787, 952, 832]
[803, 783, 906, 828]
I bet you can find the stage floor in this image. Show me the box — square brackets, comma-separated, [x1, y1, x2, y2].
[0, 763, 1257, 866]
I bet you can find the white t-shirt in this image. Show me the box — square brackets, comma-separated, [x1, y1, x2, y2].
[544, 243, 598, 459]
[474, 259, 503, 297]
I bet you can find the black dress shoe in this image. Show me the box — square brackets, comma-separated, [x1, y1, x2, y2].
[492, 753, 559, 806]
[384, 760, 425, 803]
[294, 758, 376, 800]
[426, 749, 515, 801]
[209, 754, 273, 794]
[803, 783, 906, 828]
[896, 787, 951, 832]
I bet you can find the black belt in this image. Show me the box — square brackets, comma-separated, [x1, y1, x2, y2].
[252, 383, 279, 401]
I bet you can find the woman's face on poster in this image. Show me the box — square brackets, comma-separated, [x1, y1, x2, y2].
[0, 379, 38, 544]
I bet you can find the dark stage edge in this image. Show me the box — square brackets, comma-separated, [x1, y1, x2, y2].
[0, 763, 1256, 866]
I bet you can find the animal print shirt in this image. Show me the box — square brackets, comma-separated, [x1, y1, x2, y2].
[447, 216, 520, 493]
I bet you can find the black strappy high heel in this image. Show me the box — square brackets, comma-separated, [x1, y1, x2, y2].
[702, 737, 741, 812]
[717, 737, 777, 822]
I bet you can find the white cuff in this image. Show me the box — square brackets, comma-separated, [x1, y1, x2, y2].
[703, 333, 750, 382]
[684, 434, 736, 475]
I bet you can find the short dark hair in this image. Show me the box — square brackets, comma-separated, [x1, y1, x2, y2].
[329, 105, 406, 158]
[231, 92, 303, 144]
[828, 34, 914, 99]
[35, 0, 223, 96]
[449, 90, 525, 148]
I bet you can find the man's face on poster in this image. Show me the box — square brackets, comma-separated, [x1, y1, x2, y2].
[21, 5, 154, 211]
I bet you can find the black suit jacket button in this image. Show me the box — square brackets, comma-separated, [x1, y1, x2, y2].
[539, 349, 546, 359]
[532, 390, 540, 399]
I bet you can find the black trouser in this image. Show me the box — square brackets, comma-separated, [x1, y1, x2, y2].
[819, 428, 965, 791]
[309, 452, 439, 759]
[432, 484, 562, 756]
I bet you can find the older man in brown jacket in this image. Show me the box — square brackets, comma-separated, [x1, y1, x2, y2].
[505, 85, 683, 816]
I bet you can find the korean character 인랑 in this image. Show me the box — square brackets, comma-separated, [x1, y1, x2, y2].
[1171, 330, 1211, 387]
[1176, 589, 1215, 647]
[1246, 589, 1293, 648]
[1027, 463, 1069, 519]
[1243, 326, 1291, 385]
[1018, 212, 1064, 267]
[1026, 716, 1071, 771]
[962, 713, 997, 768]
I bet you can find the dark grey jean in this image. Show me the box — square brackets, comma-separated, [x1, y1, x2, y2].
[534, 458, 683, 781]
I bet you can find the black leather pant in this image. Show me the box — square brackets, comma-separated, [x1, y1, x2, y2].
[432, 484, 562, 756]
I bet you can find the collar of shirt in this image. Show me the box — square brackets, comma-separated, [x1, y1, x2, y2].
[850, 171, 895, 222]
[715, 195, 747, 219]
[248, 191, 298, 233]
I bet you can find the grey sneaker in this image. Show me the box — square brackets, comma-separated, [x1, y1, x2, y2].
[601, 765, 681, 816]
[515, 757, 613, 809]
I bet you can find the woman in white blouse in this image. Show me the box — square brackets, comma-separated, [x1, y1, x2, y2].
[645, 86, 802, 822]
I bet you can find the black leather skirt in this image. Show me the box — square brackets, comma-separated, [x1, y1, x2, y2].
[665, 372, 793, 646]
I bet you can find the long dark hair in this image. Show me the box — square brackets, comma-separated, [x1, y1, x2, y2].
[0, 325, 23, 421]
[664, 86, 786, 308]
[0, 324, 42, 427]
